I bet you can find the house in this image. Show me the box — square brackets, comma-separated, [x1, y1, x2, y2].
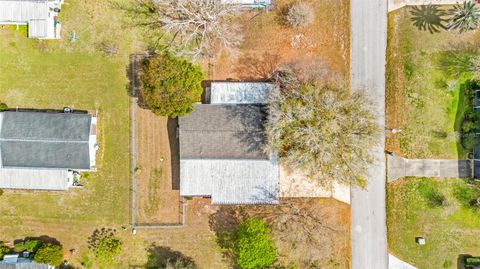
[0, 110, 98, 191]
[0, 254, 51, 269]
[0, 0, 64, 39]
[179, 82, 279, 205]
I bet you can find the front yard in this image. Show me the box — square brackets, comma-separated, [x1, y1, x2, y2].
[388, 178, 480, 269]
[386, 6, 480, 159]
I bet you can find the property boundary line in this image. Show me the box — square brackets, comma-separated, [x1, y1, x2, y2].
[129, 54, 186, 230]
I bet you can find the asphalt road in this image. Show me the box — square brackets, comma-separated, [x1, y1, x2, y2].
[350, 1, 388, 269]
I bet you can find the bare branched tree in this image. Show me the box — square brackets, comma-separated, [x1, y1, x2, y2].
[126, 0, 243, 58]
[265, 77, 380, 188]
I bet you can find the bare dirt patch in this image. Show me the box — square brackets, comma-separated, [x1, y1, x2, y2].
[135, 107, 181, 225]
[207, 0, 350, 81]
[209, 198, 351, 268]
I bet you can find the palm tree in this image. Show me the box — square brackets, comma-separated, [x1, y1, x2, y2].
[446, 1, 480, 32]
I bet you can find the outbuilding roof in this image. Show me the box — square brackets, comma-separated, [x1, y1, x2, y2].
[209, 82, 276, 104]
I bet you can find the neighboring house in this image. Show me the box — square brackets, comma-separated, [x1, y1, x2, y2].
[179, 82, 279, 205]
[0, 0, 64, 39]
[0, 254, 51, 269]
[0, 110, 98, 191]
[221, 0, 272, 8]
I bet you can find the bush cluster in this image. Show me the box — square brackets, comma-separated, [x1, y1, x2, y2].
[234, 219, 277, 269]
[453, 182, 480, 210]
[286, 3, 315, 28]
[417, 180, 446, 208]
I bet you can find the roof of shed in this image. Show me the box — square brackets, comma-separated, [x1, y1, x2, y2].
[0, 112, 92, 169]
[209, 82, 276, 104]
[179, 104, 268, 160]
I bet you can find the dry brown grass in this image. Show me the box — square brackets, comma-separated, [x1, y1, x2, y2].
[135, 107, 181, 224]
[207, 0, 350, 81]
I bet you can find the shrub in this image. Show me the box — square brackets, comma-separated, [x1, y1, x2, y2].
[417, 180, 446, 207]
[24, 239, 43, 252]
[94, 237, 122, 266]
[286, 3, 315, 28]
[453, 183, 480, 209]
[14, 239, 43, 253]
[34, 243, 63, 266]
[165, 259, 197, 269]
[0, 244, 11, 260]
[0, 102, 8, 112]
[234, 219, 277, 269]
[140, 52, 204, 117]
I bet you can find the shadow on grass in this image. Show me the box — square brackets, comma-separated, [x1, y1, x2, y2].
[208, 206, 246, 269]
[409, 5, 448, 34]
[145, 244, 197, 269]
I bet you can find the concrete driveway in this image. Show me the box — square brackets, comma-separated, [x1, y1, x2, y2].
[350, 0, 388, 268]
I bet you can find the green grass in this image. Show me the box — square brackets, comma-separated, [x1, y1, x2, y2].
[387, 7, 479, 159]
[388, 178, 480, 269]
[0, 1, 138, 267]
[0, 32, 130, 224]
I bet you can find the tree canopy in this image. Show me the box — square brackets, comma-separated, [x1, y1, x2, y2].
[141, 52, 204, 117]
[234, 219, 277, 269]
[33, 243, 63, 266]
[265, 82, 380, 188]
[124, 0, 242, 58]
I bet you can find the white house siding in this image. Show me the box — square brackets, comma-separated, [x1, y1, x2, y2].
[0, 168, 68, 191]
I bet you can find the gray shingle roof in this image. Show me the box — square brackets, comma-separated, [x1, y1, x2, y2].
[0, 111, 92, 170]
[179, 103, 280, 205]
[179, 104, 267, 159]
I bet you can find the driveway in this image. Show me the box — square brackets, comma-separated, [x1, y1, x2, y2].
[350, 1, 388, 269]
[387, 154, 472, 181]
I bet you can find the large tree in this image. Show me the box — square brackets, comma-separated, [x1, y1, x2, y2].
[265, 82, 380, 188]
[446, 1, 480, 32]
[127, 0, 242, 58]
[140, 52, 204, 117]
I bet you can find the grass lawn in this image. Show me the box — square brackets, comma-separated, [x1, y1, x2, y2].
[386, 7, 480, 159]
[387, 177, 480, 269]
[0, 1, 351, 268]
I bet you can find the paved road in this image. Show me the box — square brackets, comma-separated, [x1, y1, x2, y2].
[350, 1, 388, 269]
[387, 155, 472, 182]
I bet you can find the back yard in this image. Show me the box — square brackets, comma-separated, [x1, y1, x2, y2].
[388, 177, 480, 269]
[386, 6, 480, 159]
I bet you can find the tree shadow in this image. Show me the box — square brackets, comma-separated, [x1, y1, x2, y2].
[222, 104, 268, 157]
[145, 244, 197, 269]
[409, 5, 448, 34]
[234, 52, 281, 81]
[167, 118, 180, 190]
[208, 206, 246, 269]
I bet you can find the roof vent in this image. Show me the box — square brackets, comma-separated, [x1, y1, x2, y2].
[63, 107, 73, 113]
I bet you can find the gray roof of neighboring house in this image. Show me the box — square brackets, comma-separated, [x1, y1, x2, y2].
[179, 104, 268, 160]
[0, 111, 92, 170]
